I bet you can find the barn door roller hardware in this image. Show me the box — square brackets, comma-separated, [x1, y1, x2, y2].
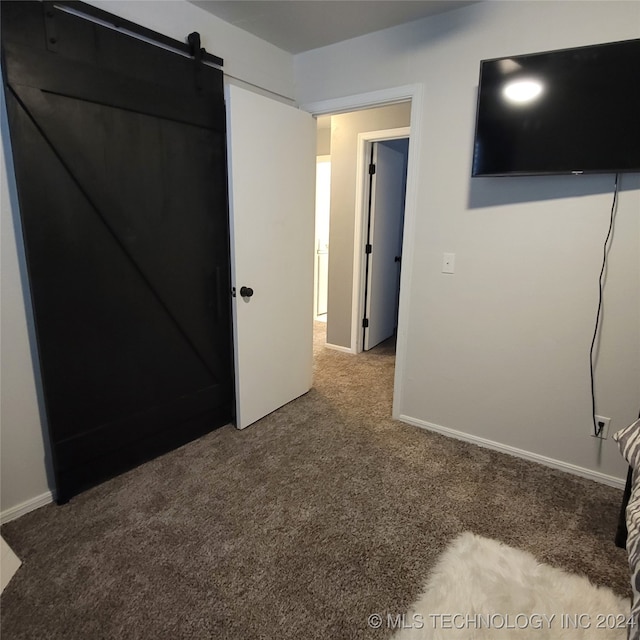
[45, 1, 223, 68]
[188, 32, 205, 92]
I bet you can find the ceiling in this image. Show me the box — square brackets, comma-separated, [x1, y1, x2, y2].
[190, 1, 479, 54]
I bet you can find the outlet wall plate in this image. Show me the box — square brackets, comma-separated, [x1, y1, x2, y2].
[592, 415, 611, 439]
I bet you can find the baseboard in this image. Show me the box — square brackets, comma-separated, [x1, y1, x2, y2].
[0, 491, 54, 525]
[324, 342, 355, 354]
[399, 414, 626, 490]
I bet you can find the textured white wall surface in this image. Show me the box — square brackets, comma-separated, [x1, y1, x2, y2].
[295, 0, 640, 481]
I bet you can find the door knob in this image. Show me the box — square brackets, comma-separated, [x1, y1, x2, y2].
[240, 286, 254, 298]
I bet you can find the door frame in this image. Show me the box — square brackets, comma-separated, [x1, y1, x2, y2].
[302, 83, 424, 421]
[355, 128, 410, 354]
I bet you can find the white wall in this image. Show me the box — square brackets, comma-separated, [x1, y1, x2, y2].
[1, 88, 54, 521]
[295, 0, 640, 482]
[0, 0, 295, 520]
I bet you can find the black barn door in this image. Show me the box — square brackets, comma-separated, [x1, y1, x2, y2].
[1, 2, 234, 502]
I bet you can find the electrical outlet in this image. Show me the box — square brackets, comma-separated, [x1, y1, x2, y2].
[592, 415, 611, 439]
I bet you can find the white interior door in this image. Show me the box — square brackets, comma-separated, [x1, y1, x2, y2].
[364, 140, 407, 351]
[226, 84, 316, 429]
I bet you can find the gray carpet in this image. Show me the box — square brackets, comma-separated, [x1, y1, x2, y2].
[1, 322, 630, 639]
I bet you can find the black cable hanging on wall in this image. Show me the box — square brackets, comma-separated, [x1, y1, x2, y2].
[589, 173, 620, 437]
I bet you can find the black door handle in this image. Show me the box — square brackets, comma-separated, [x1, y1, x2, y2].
[239, 286, 254, 298]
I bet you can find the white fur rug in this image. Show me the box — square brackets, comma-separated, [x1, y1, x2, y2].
[392, 533, 630, 639]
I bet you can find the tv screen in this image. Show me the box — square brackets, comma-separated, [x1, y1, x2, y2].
[472, 39, 640, 177]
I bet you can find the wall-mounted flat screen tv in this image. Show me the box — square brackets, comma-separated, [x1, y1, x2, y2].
[472, 39, 640, 177]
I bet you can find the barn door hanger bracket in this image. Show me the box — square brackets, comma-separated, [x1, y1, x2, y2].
[188, 32, 206, 92]
[188, 32, 205, 60]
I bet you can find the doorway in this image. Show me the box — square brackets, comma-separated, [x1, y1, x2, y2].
[306, 84, 423, 418]
[314, 155, 331, 322]
[312, 103, 411, 356]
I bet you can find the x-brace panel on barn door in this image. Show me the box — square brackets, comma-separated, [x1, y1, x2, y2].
[1, 1, 234, 502]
